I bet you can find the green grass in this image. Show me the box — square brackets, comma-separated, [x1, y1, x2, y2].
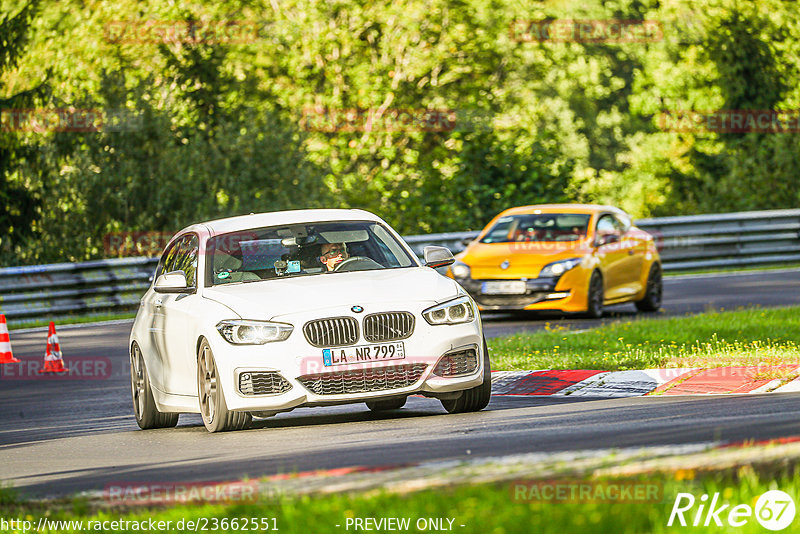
[489, 306, 800, 372]
[2, 466, 798, 533]
[0, 483, 18, 506]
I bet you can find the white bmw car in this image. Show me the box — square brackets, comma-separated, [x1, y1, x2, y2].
[129, 209, 491, 432]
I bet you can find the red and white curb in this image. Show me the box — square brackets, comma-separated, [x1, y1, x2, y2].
[491, 366, 800, 397]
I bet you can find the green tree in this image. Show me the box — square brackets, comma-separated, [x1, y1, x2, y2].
[670, 3, 798, 214]
[0, 0, 45, 259]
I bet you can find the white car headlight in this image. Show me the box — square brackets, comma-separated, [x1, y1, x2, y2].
[423, 296, 476, 325]
[539, 258, 582, 277]
[451, 261, 471, 279]
[216, 320, 293, 344]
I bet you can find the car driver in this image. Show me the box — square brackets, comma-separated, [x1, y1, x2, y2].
[319, 242, 349, 271]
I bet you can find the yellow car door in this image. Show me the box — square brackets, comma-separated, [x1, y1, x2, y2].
[614, 214, 646, 298]
[594, 214, 629, 301]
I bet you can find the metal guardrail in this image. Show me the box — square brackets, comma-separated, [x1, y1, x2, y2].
[0, 257, 158, 321]
[1, 209, 798, 322]
[635, 209, 800, 271]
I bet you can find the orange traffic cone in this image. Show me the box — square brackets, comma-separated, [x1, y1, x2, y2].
[0, 314, 20, 364]
[39, 321, 68, 373]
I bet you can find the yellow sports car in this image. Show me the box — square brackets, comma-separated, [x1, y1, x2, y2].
[447, 204, 662, 317]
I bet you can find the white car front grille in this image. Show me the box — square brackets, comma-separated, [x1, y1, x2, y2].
[298, 363, 428, 396]
[363, 311, 415, 342]
[303, 317, 360, 347]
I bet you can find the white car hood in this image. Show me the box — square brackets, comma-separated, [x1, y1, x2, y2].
[202, 267, 461, 320]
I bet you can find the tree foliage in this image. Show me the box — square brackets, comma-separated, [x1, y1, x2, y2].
[1, 0, 799, 265]
[0, 0, 44, 257]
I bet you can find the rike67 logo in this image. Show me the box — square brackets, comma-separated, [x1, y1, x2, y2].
[668, 490, 796, 531]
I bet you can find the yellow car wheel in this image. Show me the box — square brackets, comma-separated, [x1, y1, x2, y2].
[635, 263, 663, 312]
[585, 271, 604, 318]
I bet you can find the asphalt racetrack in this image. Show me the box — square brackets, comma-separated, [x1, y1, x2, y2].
[1, 269, 799, 498]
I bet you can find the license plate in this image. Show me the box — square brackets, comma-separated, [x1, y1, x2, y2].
[322, 342, 405, 367]
[481, 281, 527, 295]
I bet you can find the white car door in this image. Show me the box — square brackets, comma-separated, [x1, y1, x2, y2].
[140, 241, 181, 392]
[156, 234, 203, 396]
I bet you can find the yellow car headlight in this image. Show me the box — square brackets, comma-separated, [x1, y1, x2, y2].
[451, 261, 471, 279]
[539, 258, 582, 277]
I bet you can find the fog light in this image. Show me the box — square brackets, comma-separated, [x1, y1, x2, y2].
[433, 349, 479, 377]
[239, 373, 254, 395]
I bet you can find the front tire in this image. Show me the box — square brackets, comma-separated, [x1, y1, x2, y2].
[130, 342, 179, 430]
[635, 263, 663, 312]
[198, 339, 251, 433]
[584, 270, 604, 319]
[441, 341, 492, 414]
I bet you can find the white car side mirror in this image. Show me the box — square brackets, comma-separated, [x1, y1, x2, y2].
[154, 271, 192, 293]
[423, 246, 455, 268]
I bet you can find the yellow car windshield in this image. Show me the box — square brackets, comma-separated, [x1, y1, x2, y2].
[480, 214, 591, 243]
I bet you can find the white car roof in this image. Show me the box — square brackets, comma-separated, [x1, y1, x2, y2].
[182, 209, 384, 237]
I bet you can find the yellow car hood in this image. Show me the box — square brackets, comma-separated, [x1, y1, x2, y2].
[456, 241, 590, 279]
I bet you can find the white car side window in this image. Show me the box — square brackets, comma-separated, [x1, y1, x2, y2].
[173, 235, 199, 287]
[157, 234, 198, 287]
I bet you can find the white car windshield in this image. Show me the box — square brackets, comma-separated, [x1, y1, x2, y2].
[207, 221, 417, 285]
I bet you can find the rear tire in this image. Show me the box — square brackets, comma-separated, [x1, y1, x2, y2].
[584, 271, 604, 319]
[635, 263, 663, 312]
[130, 342, 179, 430]
[441, 340, 492, 414]
[366, 397, 407, 411]
[198, 340, 251, 433]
